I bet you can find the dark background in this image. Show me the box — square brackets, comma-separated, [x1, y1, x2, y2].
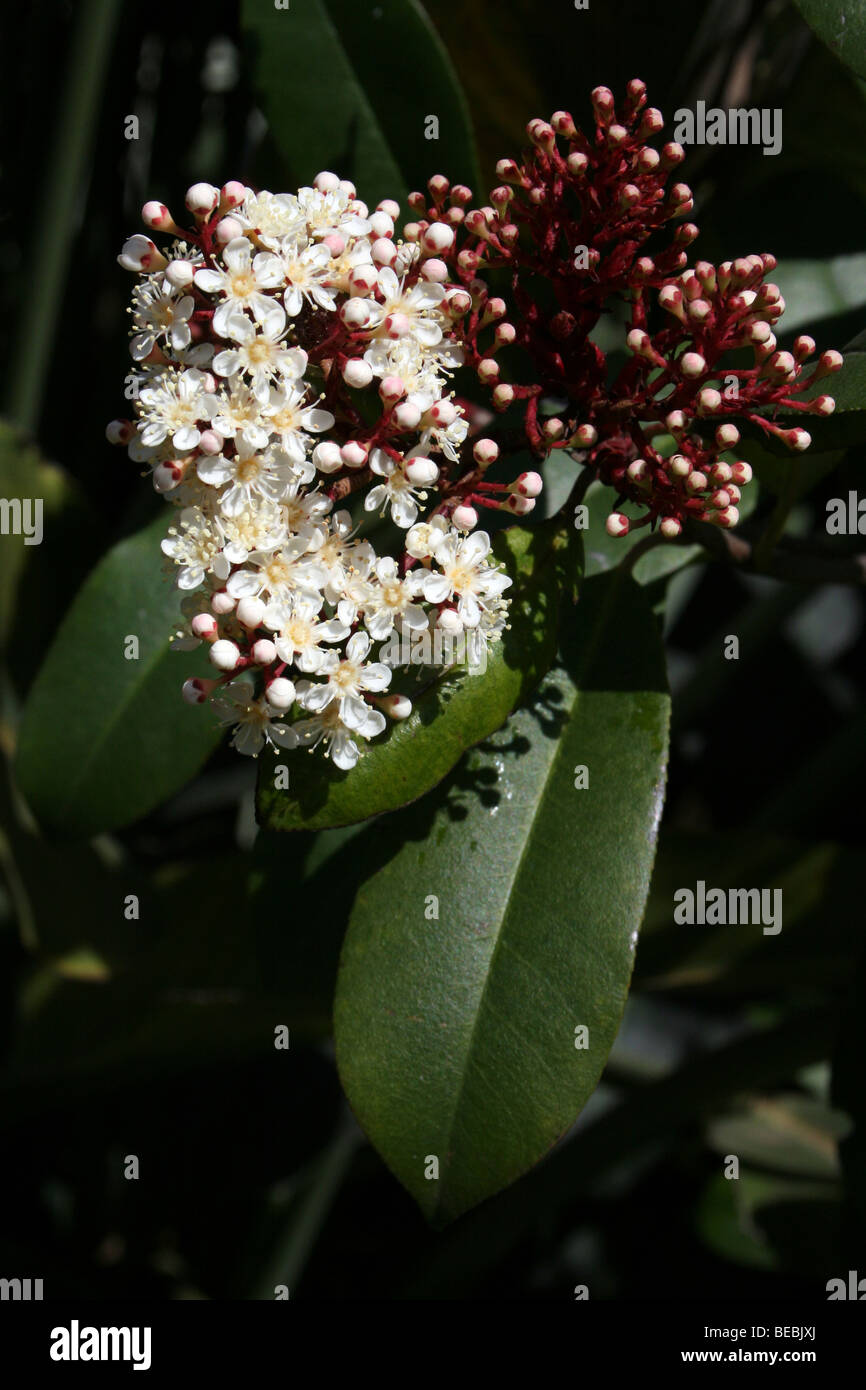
[0, 0, 863, 1300]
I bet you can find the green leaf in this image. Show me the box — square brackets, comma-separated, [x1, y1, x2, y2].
[793, 0, 866, 81]
[0, 421, 98, 683]
[334, 569, 670, 1223]
[769, 351, 866, 452]
[773, 254, 866, 334]
[241, 0, 481, 208]
[696, 1168, 841, 1274]
[15, 513, 224, 836]
[581, 479, 702, 585]
[256, 519, 580, 832]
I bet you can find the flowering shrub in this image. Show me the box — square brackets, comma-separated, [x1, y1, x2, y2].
[110, 79, 840, 779]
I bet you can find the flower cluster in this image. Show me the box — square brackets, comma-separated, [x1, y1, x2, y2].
[109, 176, 515, 767]
[400, 79, 842, 537]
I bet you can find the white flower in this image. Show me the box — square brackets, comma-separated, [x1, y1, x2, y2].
[415, 529, 512, 627]
[279, 240, 337, 316]
[294, 185, 372, 241]
[315, 511, 375, 605]
[237, 190, 307, 248]
[300, 630, 391, 727]
[365, 448, 426, 528]
[211, 680, 299, 757]
[194, 238, 284, 337]
[130, 278, 195, 360]
[368, 267, 446, 348]
[138, 368, 216, 451]
[362, 557, 429, 640]
[405, 514, 451, 559]
[197, 438, 297, 517]
[226, 536, 328, 605]
[261, 384, 334, 465]
[291, 700, 385, 771]
[218, 501, 287, 566]
[280, 480, 332, 539]
[212, 308, 307, 401]
[419, 411, 468, 463]
[161, 507, 228, 589]
[210, 380, 272, 451]
[265, 595, 350, 673]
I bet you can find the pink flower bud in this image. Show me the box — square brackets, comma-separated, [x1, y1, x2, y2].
[378, 694, 413, 721]
[492, 384, 514, 409]
[165, 259, 195, 288]
[191, 613, 218, 640]
[372, 237, 398, 266]
[347, 262, 378, 295]
[182, 677, 217, 705]
[340, 441, 368, 468]
[384, 311, 411, 339]
[730, 461, 752, 486]
[142, 201, 178, 232]
[377, 198, 401, 219]
[267, 677, 296, 711]
[342, 357, 373, 389]
[185, 182, 219, 216]
[715, 424, 740, 449]
[379, 375, 405, 403]
[322, 232, 346, 258]
[340, 297, 374, 329]
[153, 461, 185, 493]
[405, 457, 439, 486]
[313, 441, 343, 473]
[437, 608, 464, 635]
[680, 352, 707, 378]
[105, 419, 133, 445]
[473, 438, 500, 467]
[686, 471, 707, 493]
[210, 639, 241, 671]
[220, 181, 247, 209]
[251, 639, 277, 666]
[420, 257, 448, 283]
[513, 471, 543, 498]
[368, 210, 394, 239]
[431, 398, 457, 427]
[314, 171, 341, 192]
[118, 235, 167, 273]
[605, 513, 630, 537]
[451, 503, 479, 529]
[574, 423, 598, 447]
[669, 454, 691, 478]
[422, 222, 456, 255]
[215, 217, 243, 245]
[211, 590, 236, 615]
[237, 597, 266, 629]
[478, 358, 501, 384]
[394, 401, 421, 429]
[660, 517, 682, 539]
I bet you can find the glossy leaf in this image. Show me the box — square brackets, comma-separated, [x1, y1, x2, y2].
[793, 0, 866, 81]
[16, 513, 224, 836]
[0, 421, 98, 686]
[241, 0, 480, 208]
[256, 519, 580, 832]
[773, 253, 866, 333]
[334, 569, 670, 1223]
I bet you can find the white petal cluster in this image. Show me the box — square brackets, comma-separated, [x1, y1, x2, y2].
[111, 175, 513, 769]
